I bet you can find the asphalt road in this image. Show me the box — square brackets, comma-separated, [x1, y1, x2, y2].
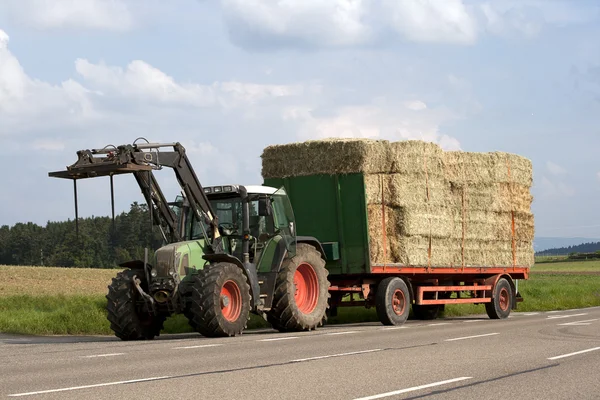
[1, 307, 600, 399]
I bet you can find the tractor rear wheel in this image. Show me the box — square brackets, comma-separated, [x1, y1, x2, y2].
[376, 277, 410, 326]
[106, 269, 166, 341]
[267, 243, 330, 332]
[189, 263, 251, 337]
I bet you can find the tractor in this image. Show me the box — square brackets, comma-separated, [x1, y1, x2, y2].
[49, 139, 330, 339]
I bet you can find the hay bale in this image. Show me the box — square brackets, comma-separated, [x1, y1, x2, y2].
[261, 138, 393, 178]
[261, 138, 535, 268]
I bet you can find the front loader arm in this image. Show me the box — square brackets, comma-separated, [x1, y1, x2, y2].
[48, 141, 220, 250]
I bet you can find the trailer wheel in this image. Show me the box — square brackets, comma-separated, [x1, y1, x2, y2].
[106, 269, 166, 341]
[485, 277, 513, 319]
[267, 243, 330, 332]
[376, 277, 410, 326]
[189, 263, 251, 337]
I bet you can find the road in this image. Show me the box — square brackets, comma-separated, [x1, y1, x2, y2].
[1, 307, 600, 399]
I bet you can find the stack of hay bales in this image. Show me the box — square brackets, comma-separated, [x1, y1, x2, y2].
[261, 138, 534, 268]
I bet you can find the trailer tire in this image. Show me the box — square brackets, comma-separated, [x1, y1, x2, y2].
[376, 277, 410, 326]
[106, 269, 166, 341]
[485, 277, 513, 319]
[189, 263, 251, 337]
[267, 243, 330, 332]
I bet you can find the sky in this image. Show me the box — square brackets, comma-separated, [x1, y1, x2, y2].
[0, 0, 599, 240]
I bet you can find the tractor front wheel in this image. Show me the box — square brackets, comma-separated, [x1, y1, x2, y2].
[106, 269, 166, 341]
[267, 243, 330, 332]
[189, 263, 251, 337]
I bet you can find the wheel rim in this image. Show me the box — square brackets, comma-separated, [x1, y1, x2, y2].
[294, 263, 319, 314]
[220, 280, 242, 322]
[392, 289, 406, 316]
[498, 287, 510, 311]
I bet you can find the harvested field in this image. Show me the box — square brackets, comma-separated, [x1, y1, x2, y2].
[263, 138, 534, 268]
[0, 265, 117, 297]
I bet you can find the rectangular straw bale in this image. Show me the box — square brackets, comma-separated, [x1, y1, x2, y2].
[261, 138, 393, 178]
[491, 152, 533, 186]
[389, 140, 445, 177]
[364, 174, 451, 208]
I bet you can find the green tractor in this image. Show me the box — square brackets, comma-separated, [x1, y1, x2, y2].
[49, 140, 330, 339]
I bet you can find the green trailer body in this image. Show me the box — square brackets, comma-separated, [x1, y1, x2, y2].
[265, 173, 372, 276]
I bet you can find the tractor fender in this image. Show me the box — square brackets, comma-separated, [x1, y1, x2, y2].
[296, 236, 327, 260]
[202, 254, 261, 309]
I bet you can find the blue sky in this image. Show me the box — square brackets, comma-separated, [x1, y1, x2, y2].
[0, 0, 599, 239]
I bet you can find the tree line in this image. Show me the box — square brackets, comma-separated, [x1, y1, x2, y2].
[536, 241, 600, 256]
[0, 202, 164, 268]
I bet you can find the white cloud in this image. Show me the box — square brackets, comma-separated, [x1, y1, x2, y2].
[74, 58, 310, 108]
[221, 0, 478, 48]
[0, 29, 96, 129]
[403, 100, 427, 111]
[221, 0, 373, 48]
[546, 161, 567, 176]
[286, 104, 461, 150]
[1, 0, 133, 31]
[540, 176, 575, 198]
[382, 0, 477, 45]
[480, 2, 544, 38]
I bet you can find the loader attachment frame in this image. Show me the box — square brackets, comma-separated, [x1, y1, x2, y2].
[48, 138, 221, 252]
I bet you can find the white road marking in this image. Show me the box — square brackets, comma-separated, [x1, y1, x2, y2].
[548, 347, 600, 361]
[522, 312, 540, 316]
[428, 323, 452, 326]
[462, 320, 484, 323]
[258, 336, 299, 342]
[558, 319, 599, 326]
[327, 331, 358, 336]
[381, 326, 408, 330]
[352, 377, 473, 400]
[547, 313, 587, 320]
[292, 349, 381, 363]
[8, 376, 171, 397]
[81, 353, 125, 358]
[445, 333, 499, 342]
[2, 339, 32, 342]
[547, 310, 561, 313]
[173, 344, 223, 350]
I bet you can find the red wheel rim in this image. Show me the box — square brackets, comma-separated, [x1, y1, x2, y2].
[294, 263, 319, 314]
[220, 280, 242, 322]
[392, 289, 406, 316]
[499, 287, 509, 311]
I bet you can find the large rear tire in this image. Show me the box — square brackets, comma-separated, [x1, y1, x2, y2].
[485, 277, 513, 319]
[267, 243, 330, 332]
[189, 263, 251, 337]
[376, 277, 410, 326]
[106, 269, 166, 341]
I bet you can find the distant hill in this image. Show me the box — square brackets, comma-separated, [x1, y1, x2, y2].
[534, 237, 600, 253]
[536, 241, 600, 256]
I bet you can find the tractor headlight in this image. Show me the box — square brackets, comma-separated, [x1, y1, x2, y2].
[150, 269, 158, 278]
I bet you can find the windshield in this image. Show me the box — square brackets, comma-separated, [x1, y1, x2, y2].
[271, 187, 297, 257]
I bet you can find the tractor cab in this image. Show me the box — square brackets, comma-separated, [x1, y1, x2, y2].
[174, 185, 297, 263]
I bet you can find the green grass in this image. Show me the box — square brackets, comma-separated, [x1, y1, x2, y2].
[535, 255, 569, 264]
[532, 260, 600, 273]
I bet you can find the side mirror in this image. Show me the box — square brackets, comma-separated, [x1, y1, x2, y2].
[258, 198, 272, 216]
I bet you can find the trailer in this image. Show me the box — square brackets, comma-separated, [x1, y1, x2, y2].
[264, 173, 529, 325]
